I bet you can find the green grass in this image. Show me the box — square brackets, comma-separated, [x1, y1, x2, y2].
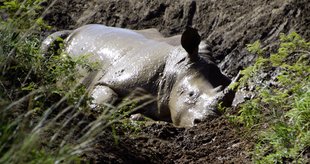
[0, 0, 148, 163]
[229, 32, 310, 163]
[1, 0, 91, 163]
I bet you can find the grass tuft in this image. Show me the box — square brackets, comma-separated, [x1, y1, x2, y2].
[0, 0, 149, 163]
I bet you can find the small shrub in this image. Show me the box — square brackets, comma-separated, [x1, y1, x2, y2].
[230, 32, 310, 163]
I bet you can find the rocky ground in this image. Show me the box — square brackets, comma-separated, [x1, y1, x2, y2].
[43, 0, 310, 163]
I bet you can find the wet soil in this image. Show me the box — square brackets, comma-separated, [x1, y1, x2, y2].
[82, 116, 253, 163]
[42, 0, 310, 163]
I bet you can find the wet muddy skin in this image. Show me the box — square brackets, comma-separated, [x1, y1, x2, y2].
[43, 24, 231, 127]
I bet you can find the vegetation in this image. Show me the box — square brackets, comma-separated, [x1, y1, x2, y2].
[229, 32, 310, 163]
[1, 0, 88, 163]
[0, 0, 144, 163]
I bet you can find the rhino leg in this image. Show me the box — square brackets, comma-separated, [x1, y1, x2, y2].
[40, 30, 72, 57]
[90, 85, 118, 108]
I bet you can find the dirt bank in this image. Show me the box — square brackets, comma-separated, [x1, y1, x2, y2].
[45, 0, 310, 77]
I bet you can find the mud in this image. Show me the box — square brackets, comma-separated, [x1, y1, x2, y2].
[42, 0, 310, 163]
[82, 116, 253, 163]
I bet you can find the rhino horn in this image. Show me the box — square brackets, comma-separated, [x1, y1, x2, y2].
[181, 26, 201, 61]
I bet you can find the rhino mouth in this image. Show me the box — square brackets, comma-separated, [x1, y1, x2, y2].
[174, 107, 220, 127]
[191, 109, 219, 126]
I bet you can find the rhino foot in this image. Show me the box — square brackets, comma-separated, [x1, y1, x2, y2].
[90, 85, 118, 109]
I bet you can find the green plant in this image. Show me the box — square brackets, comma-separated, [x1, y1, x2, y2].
[229, 32, 310, 163]
[110, 94, 155, 139]
[0, 0, 111, 163]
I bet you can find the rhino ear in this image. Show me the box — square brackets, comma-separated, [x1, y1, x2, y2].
[181, 26, 201, 61]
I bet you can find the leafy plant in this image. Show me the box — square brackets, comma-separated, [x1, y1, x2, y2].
[229, 32, 310, 163]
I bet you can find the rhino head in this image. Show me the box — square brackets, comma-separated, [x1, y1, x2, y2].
[159, 27, 231, 127]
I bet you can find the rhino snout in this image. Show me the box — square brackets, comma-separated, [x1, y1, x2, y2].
[173, 106, 215, 127]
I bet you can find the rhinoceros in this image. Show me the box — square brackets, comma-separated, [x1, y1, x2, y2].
[41, 24, 231, 127]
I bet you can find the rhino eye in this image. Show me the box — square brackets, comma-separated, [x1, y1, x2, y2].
[189, 91, 195, 97]
[185, 91, 198, 105]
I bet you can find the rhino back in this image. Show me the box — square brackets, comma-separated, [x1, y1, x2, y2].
[65, 24, 158, 69]
[98, 41, 173, 96]
[64, 24, 175, 96]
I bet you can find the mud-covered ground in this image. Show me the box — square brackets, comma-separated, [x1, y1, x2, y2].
[83, 116, 252, 163]
[42, 0, 310, 163]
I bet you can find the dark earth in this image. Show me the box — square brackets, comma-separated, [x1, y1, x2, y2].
[42, 0, 310, 163]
